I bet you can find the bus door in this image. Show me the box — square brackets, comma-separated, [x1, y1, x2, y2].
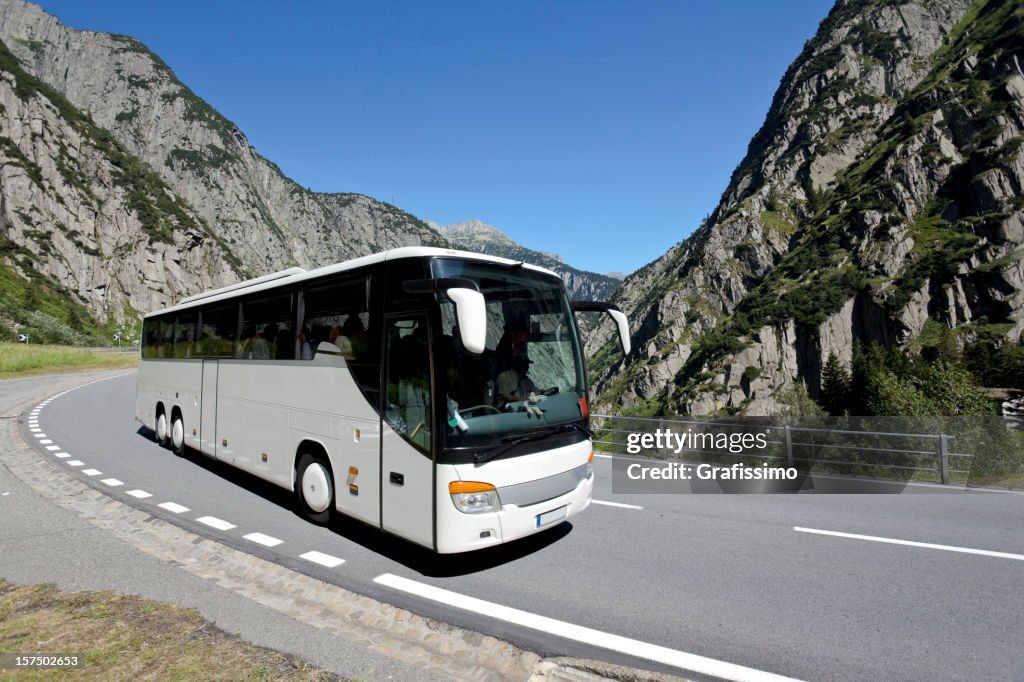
[380, 314, 435, 548]
[200, 359, 219, 457]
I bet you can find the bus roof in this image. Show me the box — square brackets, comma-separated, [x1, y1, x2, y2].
[144, 246, 561, 318]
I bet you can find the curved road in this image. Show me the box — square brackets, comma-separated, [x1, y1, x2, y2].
[21, 372, 1024, 681]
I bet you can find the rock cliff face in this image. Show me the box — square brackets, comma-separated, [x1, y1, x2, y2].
[592, 0, 1024, 416]
[434, 219, 622, 300]
[0, 0, 447, 324]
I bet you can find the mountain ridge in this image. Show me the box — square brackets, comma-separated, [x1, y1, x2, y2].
[590, 0, 1024, 416]
[0, 0, 449, 333]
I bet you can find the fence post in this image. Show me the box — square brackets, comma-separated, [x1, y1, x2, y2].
[784, 426, 793, 467]
[939, 435, 950, 485]
[658, 419, 665, 458]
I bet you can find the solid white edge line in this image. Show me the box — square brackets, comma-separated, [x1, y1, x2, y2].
[591, 499, 644, 510]
[158, 502, 189, 514]
[196, 515, 236, 531]
[794, 527, 1024, 561]
[299, 551, 345, 568]
[243, 532, 283, 547]
[126, 489, 152, 499]
[373, 573, 803, 682]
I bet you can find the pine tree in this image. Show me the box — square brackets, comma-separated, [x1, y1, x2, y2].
[820, 351, 851, 416]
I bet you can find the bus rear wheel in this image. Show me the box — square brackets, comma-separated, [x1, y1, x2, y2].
[170, 411, 186, 457]
[155, 407, 168, 446]
[295, 452, 334, 525]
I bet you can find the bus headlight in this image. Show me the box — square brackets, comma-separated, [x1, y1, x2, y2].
[449, 481, 500, 514]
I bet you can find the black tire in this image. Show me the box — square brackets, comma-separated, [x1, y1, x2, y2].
[295, 452, 334, 525]
[170, 410, 186, 457]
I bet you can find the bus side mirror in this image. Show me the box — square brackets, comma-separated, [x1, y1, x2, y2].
[572, 301, 631, 356]
[446, 288, 487, 354]
[403, 278, 487, 355]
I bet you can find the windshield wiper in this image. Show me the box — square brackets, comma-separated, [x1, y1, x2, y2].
[473, 429, 551, 464]
[472, 422, 592, 464]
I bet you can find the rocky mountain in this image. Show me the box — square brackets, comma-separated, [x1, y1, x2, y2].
[433, 219, 622, 300]
[591, 0, 1024, 416]
[0, 0, 448, 334]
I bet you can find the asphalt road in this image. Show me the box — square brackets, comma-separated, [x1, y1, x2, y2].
[20, 372, 1024, 681]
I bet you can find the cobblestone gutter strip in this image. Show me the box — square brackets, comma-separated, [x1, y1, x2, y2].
[1, 371, 689, 682]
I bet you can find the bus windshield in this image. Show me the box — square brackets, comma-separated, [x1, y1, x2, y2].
[432, 258, 587, 457]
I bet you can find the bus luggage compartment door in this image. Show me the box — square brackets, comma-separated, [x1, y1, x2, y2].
[200, 359, 219, 457]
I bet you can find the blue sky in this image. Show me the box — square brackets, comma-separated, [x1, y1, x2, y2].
[36, 0, 834, 276]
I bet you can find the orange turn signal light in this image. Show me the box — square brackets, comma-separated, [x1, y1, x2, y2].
[449, 481, 496, 494]
[578, 397, 589, 418]
[588, 451, 594, 463]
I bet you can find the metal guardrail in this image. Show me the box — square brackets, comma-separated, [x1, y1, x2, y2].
[590, 413, 973, 485]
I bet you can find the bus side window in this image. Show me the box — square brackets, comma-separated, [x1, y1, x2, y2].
[299, 278, 369, 361]
[241, 293, 292, 360]
[174, 314, 195, 359]
[199, 304, 238, 358]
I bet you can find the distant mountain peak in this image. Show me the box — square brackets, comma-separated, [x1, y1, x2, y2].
[434, 219, 619, 300]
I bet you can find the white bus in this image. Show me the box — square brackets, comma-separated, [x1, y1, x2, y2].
[136, 247, 630, 553]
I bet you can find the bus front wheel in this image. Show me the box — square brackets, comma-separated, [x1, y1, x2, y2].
[295, 452, 334, 525]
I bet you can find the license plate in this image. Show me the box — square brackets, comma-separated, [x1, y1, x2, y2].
[536, 505, 567, 528]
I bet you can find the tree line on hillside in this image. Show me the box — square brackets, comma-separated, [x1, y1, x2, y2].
[810, 320, 1024, 418]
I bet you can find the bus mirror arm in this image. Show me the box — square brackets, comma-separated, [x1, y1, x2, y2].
[571, 301, 631, 356]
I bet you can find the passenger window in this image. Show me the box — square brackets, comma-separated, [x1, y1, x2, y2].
[198, 304, 238, 357]
[173, 313, 196, 359]
[142, 317, 171, 358]
[298, 278, 369, 361]
[240, 294, 292, 360]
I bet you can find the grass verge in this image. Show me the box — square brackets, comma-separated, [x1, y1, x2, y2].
[0, 578, 344, 680]
[0, 343, 138, 378]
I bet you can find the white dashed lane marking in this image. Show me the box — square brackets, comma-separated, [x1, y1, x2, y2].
[45, 445, 61, 451]
[795, 527, 1024, 562]
[82, 469, 102, 476]
[55, 453, 70, 459]
[197, 516, 236, 531]
[243, 532, 283, 547]
[592, 500, 644, 510]
[300, 551, 345, 568]
[66, 460, 84, 467]
[126, 489, 152, 499]
[102, 478, 124, 487]
[158, 502, 189, 514]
